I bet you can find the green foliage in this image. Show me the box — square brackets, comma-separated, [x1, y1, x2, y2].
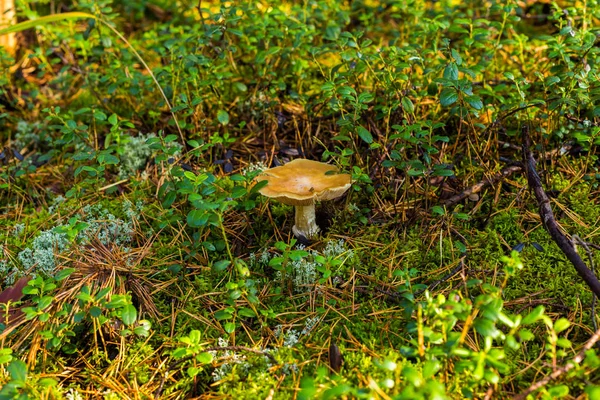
[2, 0, 600, 398]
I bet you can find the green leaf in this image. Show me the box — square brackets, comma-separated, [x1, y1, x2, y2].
[105, 295, 128, 308]
[522, 305, 545, 325]
[432, 168, 454, 177]
[401, 97, 415, 114]
[189, 330, 201, 343]
[585, 385, 600, 399]
[7, 359, 27, 382]
[187, 210, 208, 228]
[215, 309, 233, 320]
[474, 318, 499, 338]
[440, 88, 458, 107]
[99, 154, 120, 165]
[431, 205, 445, 216]
[120, 304, 137, 325]
[37, 296, 53, 310]
[217, 110, 230, 126]
[90, 306, 102, 318]
[465, 95, 483, 110]
[548, 385, 569, 398]
[54, 268, 75, 281]
[356, 125, 373, 144]
[162, 191, 176, 208]
[451, 49, 462, 65]
[213, 259, 231, 272]
[443, 62, 459, 81]
[231, 186, 247, 199]
[37, 377, 58, 388]
[224, 322, 236, 333]
[196, 352, 214, 364]
[518, 329, 535, 341]
[0, 348, 13, 365]
[554, 318, 570, 333]
[238, 307, 256, 318]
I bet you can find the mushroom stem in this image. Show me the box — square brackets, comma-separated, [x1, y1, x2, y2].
[293, 204, 320, 239]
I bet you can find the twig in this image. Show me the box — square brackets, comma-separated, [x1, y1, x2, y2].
[513, 327, 600, 400]
[565, 114, 600, 127]
[414, 259, 464, 297]
[522, 126, 600, 297]
[442, 165, 523, 207]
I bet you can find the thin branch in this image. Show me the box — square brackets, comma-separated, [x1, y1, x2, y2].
[414, 259, 464, 297]
[522, 126, 600, 297]
[513, 327, 600, 400]
[442, 165, 523, 207]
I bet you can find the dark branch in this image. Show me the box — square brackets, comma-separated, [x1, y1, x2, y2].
[521, 126, 600, 298]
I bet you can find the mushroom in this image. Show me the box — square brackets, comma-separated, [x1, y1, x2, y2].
[255, 159, 352, 239]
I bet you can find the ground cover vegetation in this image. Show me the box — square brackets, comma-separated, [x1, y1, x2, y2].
[1, 0, 600, 398]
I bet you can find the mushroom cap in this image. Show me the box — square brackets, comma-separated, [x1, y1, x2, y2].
[255, 159, 352, 206]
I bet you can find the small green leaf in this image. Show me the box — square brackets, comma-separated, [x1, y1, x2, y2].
[522, 305, 545, 325]
[187, 210, 207, 228]
[432, 168, 454, 177]
[189, 330, 201, 343]
[54, 268, 75, 281]
[356, 125, 373, 144]
[121, 304, 137, 325]
[215, 309, 233, 320]
[465, 95, 483, 110]
[585, 385, 600, 399]
[451, 49, 462, 65]
[440, 88, 458, 107]
[474, 318, 499, 338]
[443, 62, 459, 80]
[548, 385, 569, 398]
[231, 186, 247, 199]
[37, 296, 53, 310]
[431, 205, 445, 216]
[518, 329, 535, 341]
[213, 260, 231, 272]
[224, 322, 236, 333]
[7, 359, 27, 382]
[217, 110, 230, 126]
[554, 318, 570, 333]
[196, 352, 214, 364]
[37, 377, 58, 388]
[238, 307, 256, 318]
[90, 306, 102, 318]
[401, 97, 414, 114]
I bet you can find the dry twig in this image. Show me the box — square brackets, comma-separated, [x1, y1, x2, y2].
[442, 165, 523, 207]
[513, 327, 600, 400]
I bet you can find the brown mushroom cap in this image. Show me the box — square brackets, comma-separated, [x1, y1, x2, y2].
[255, 159, 352, 206]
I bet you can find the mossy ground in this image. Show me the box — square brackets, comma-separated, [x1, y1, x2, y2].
[1, 0, 600, 399]
[2, 155, 599, 398]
